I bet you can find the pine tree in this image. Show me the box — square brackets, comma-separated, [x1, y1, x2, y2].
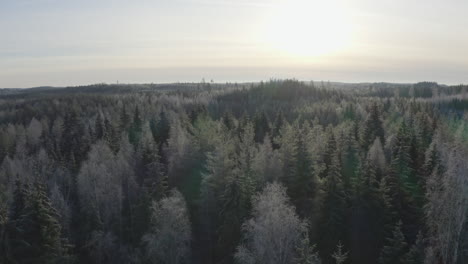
[199, 139, 238, 263]
[319, 152, 347, 263]
[349, 155, 385, 264]
[104, 117, 119, 153]
[290, 129, 318, 218]
[61, 110, 86, 170]
[129, 106, 143, 146]
[422, 141, 443, 189]
[321, 129, 337, 179]
[221, 111, 236, 131]
[119, 104, 130, 135]
[295, 236, 321, 264]
[402, 232, 424, 264]
[0, 195, 7, 263]
[379, 221, 408, 264]
[272, 110, 285, 149]
[152, 110, 170, 145]
[253, 111, 270, 143]
[393, 121, 417, 195]
[331, 241, 348, 264]
[9, 183, 72, 263]
[361, 103, 385, 150]
[94, 113, 105, 141]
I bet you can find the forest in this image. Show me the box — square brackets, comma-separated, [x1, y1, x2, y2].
[0, 80, 467, 264]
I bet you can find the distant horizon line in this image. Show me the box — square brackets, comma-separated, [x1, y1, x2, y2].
[1, 79, 463, 90]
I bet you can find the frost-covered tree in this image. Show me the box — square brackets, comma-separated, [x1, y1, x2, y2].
[235, 182, 310, 264]
[142, 189, 191, 264]
[424, 137, 468, 264]
[252, 135, 283, 187]
[77, 141, 124, 232]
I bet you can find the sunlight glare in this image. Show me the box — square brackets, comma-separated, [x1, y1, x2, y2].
[266, 0, 353, 58]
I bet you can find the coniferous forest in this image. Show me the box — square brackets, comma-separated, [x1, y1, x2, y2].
[0, 80, 467, 264]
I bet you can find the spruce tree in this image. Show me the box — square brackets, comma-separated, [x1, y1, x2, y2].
[319, 152, 347, 263]
[103, 117, 119, 153]
[94, 113, 104, 141]
[253, 111, 270, 143]
[119, 104, 130, 135]
[361, 103, 385, 150]
[129, 106, 143, 147]
[9, 183, 72, 263]
[153, 111, 170, 145]
[379, 221, 408, 264]
[402, 232, 424, 264]
[331, 241, 348, 264]
[295, 236, 321, 264]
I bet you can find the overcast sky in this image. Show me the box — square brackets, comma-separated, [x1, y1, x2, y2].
[1, 0, 468, 87]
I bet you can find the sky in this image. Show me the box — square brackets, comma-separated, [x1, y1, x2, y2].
[1, 0, 468, 88]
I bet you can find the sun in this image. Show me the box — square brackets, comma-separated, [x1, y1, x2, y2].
[266, 0, 353, 58]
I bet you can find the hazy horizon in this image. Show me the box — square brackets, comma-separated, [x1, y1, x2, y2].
[2, 0, 468, 88]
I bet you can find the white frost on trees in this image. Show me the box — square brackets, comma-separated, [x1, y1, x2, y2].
[367, 137, 386, 171]
[77, 141, 125, 228]
[142, 189, 192, 264]
[425, 135, 468, 264]
[235, 182, 310, 264]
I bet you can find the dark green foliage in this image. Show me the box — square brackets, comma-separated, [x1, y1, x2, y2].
[8, 183, 72, 263]
[319, 152, 347, 263]
[119, 105, 130, 134]
[152, 111, 170, 145]
[61, 110, 87, 171]
[129, 106, 143, 146]
[361, 103, 385, 150]
[272, 110, 285, 148]
[379, 221, 408, 264]
[402, 232, 424, 264]
[94, 113, 104, 141]
[103, 117, 119, 153]
[253, 111, 270, 143]
[348, 156, 387, 264]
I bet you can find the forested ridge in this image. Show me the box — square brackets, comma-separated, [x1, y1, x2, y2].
[0, 80, 467, 264]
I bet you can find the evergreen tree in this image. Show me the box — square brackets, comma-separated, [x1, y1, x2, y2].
[331, 241, 348, 264]
[152, 110, 170, 145]
[94, 113, 105, 141]
[295, 236, 321, 264]
[272, 110, 285, 149]
[402, 232, 424, 264]
[253, 111, 270, 143]
[9, 183, 72, 263]
[61, 110, 86, 170]
[349, 154, 385, 264]
[361, 103, 384, 150]
[0, 194, 7, 263]
[119, 105, 130, 135]
[290, 129, 319, 218]
[103, 117, 119, 153]
[321, 129, 337, 179]
[379, 221, 408, 264]
[319, 152, 347, 264]
[129, 106, 143, 147]
[221, 111, 236, 131]
[199, 139, 237, 263]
